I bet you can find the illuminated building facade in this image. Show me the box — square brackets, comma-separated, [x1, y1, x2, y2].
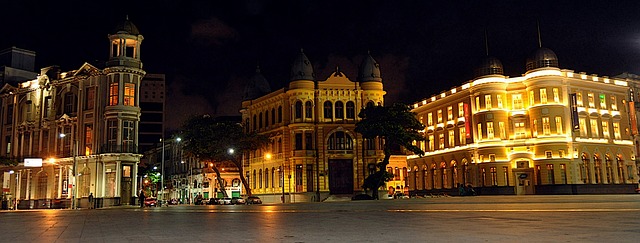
[0, 18, 145, 208]
[241, 51, 386, 202]
[408, 47, 638, 195]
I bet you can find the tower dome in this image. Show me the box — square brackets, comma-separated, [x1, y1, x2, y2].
[243, 66, 271, 101]
[113, 16, 140, 35]
[290, 49, 315, 81]
[358, 52, 382, 82]
[474, 56, 504, 77]
[526, 47, 559, 71]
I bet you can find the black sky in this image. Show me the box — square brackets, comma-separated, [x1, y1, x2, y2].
[3, 0, 640, 130]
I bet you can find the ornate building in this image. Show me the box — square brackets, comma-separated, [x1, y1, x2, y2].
[240, 50, 386, 203]
[407, 47, 638, 195]
[0, 18, 145, 209]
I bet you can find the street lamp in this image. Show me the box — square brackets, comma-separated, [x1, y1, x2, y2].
[59, 133, 78, 209]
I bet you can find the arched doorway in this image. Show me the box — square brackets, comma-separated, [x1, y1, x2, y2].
[327, 131, 354, 194]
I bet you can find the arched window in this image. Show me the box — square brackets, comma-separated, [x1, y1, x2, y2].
[265, 111, 269, 127]
[305, 101, 313, 119]
[366, 101, 374, 108]
[422, 165, 428, 190]
[245, 118, 250, 133]
[278, 106, 283, 123]
[253, 170, 257, 189]
[616, 155, 625, 184]
[605, 155, 613, 184]
[346, 101, 355, 119]
[581, 153, 590, 183]
[440, 162, 447, 189]
[335, 101, 344, 119]
[271, 108, 276, 124]
[324, 101, 333, 118]
[430, 165, 436, 189]
[271, 167, 276, 188]
[253, 115, 257, 131]
[259, 169, 263, 188]
[295, 101, 303, 119]
[327, 131, 352, 150]
[594, 154, 602, 184]
[462, 160, 469, 185]
[413, 166, 419, 191]
[259, 112, 263, 129]
[265, 168, 269, 188]
[451, 161, 458, 187]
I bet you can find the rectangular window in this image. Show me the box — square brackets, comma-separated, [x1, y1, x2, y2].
[503, 166, 509, 186]
[576, 92, 583, 106]
[458, 102, 464, 117]
[85, 87, 95, 110]
[63, 93, 74, 114]
[512, 94, 523, 109]
[438, 134, 444, 149]
[533, 119, 538, 137]
[590, 119, 599, 137]
[514, 121, 526, 139]
[477, 123, 482, 140]
[561, 164, 567, 184]
[447, 106, 453, 120]
[427, 113, 433, 126]
[44, 96, 52, 118]
[588, 93, 595, 108]
[611, 96, 617, 110]
[122, 120, 135, 152]
[85, 125, 93, 156]
[295, 133, 303, 150]
[559, 150, 565, 158]
[428, 135, 434, 151]
[496, 95, 503, 109]
[485, 95, 492, 109]
[475, 96, 480, 111]
[459, 127, 466, 145]
[305, 133, 313, 150]
[6, 105, 13, 124]
[546, 151, 552, 158]
[487, 122, 494, 139]
[540, 88, 547, 104]
[499, 122, 506, 139]
[602, 121, 610, 138]
[448, 130, 455, 147]
[579, 118, 587, 137]
[547, 164, 555, 184]
[555, 116, 563, 135]
[490, 167, 497, 186]
[437, 110, 443, 123]
[109, 82, 119, 106]
[489, 154, 496, 162]
[542, 117, 550, 135]
[613, 122, 621, 139]
[529, 90, 535, 106]
[124, 83, 136, 106]
[553, 88, 559, 103]
[599, 94, 606, 109]
[107, 120, 118, 149]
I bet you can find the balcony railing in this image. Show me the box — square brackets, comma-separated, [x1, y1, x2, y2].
[101, 144, 138, 153]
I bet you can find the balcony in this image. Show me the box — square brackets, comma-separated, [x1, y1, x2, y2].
[101, 144, 138, 154]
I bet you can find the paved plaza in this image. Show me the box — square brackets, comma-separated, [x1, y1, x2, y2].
[1, 194, 639, 242]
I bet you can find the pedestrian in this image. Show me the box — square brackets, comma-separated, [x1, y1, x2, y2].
[88, 193, 94, 209]
[139, 189, 146, 208]
[457, 183, 465, 196]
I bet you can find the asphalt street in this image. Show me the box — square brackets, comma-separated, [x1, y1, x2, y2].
[1, 195, 639, 243]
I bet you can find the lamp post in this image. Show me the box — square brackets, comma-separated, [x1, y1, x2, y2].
[59, 133, 77, 209]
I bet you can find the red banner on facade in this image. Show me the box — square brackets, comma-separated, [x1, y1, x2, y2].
[464, 103, 471, 139]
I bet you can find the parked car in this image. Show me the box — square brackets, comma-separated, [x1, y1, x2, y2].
[246, 196, 262, 205]
[394, 192, 409, 199]
[231, 197, 246, 205]
[207, 198, 220, 205]
[144, 197, 157, 207]
[220, 197, 232, 205]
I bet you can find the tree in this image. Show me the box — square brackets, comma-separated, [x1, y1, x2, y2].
[180, 115, 269, 197]
[355, 103, 425, 199]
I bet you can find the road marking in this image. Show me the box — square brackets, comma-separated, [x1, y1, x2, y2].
[391, 209, 640, 212]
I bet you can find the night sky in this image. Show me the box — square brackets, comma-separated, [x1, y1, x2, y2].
[2, 0, 640, 130]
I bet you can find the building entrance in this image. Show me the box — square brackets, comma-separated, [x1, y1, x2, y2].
[514, 170, 534, 195]
[328, 159, 353, 194]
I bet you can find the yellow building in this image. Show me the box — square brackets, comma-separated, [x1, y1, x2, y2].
[241, 50, 386, 202]
[0, 18, 145, 208]
[408, 47, 638, 195]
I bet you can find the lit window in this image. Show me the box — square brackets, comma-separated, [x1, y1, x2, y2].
[428, 113, 433, 126]
[576, 92, 583, 106]
[458, 102, 464, 117]
[555, 117, 563, 135]
[497, 94, 503, 109]
[109, 82, 118, 106]
[487, 122, 494, 139]
[475, 96, 480, 111]
[428, 135, 434, 151]
[599, 94, 607, 109]
[529, 90, 535, 106]
[499, 122, 506, 139]
[611, 96, 617, 110]
[553, 88, 559, 103]
[512, 94, 523, 109]
[579, 118, 587, 137]
[124, 83, 135, 106]
[490, 167, 497, 186]
[448, 130, 455, 147]
[514, 122, 526, 139]
[533, 119, 538, 137]
[485, 95, 492, 109]
[540, 88, 547, 104]
[542, 117, 550, 135]
[438, 110, 443, 123]
[459, 127, 466, 145]
[438, 134, 444, 149]
[590, 119, 599, 137]
[477, 123, 482, 140]
[447, 106, 453, 120]
[613, 122, 621, 139]
[602, 121, 610, 138]
[588, 93, 595, 108]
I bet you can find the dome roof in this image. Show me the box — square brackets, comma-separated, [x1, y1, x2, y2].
[526, 47, 558, 71]
[358, 52, 382, 82]
[290, 49, 315, 81]
[474, 56, 504, 77]
[113, 16, 140, 35]
[243, 66, 271, 100]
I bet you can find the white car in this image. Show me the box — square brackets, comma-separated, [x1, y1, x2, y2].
[220, 197, 232, 205]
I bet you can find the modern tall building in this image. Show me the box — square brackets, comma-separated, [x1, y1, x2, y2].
[139, 73, 165, 152]
[0, 18, 146, 209]
[0, 47, 38, 86]
[407, 47, 638, 195]
[240, 50, 387, 203]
